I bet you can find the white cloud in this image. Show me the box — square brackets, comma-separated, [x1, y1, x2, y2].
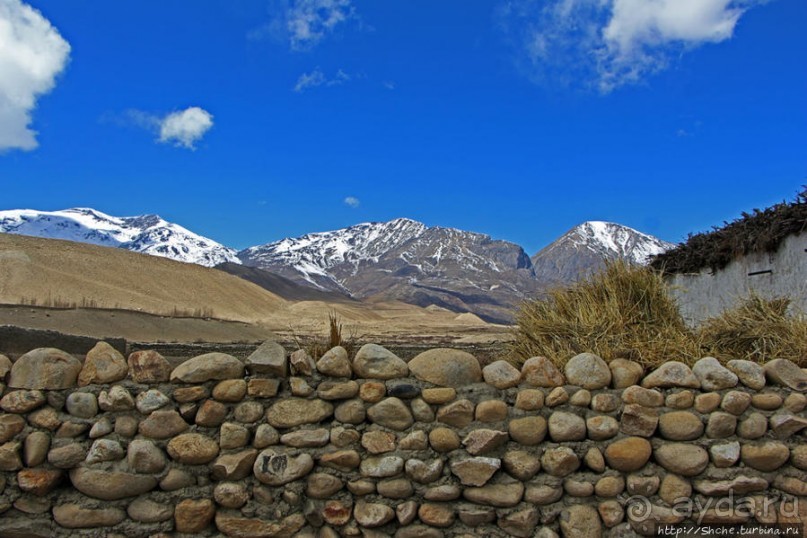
[294, 67, 350, 92]
[500, 0, 764, 92]
[287, 0, 354, 51]
[158, 107, 214, 149]
[0, 0, 70, 151]
[343, 196, 360, 208]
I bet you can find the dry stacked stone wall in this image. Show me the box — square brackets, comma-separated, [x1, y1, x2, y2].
[0, 342, 806, 537]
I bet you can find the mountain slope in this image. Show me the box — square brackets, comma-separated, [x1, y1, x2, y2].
[240, 219, 541, 324]
[0, 208, 239, 267]
[531, 221, 674, 287]
[215, 262, 356, 303]
[0, 233, 284, 323]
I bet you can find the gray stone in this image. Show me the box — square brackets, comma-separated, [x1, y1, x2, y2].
[135, 389, 170, 414]
[85, 439, 124, 464]
[482, 360, 522, 389]
[246, 340, 287, 376]
[53, 504, 126, 528]
[367, 397, 413, 430]
[354, 501, 395, 528]
[654, 443, 708, 476]
[65, 392, 98, 418]
[360, 455, 404, 478]
[89, 417, 112, 438]
[710, 441, 740, 467]
[0, 440, 22, 470]
[727, 360, 766, 390]
[622, 385, 664, 407]
[405, 458, 444, 484]
[640, 361, 700, 389]
[281, 428, 330, 448]
[353, 344, 408, 379]
[548, 411, 586, 441]
[693, 357, 738, 390]
[127, 497, 174, 523]
[436, 398, 474, 428]
[253, 449, 314, 485]
[586, 416, 619, 440]
[564, 353, 611, 389]
[69, 468, 157, 500]
[159, 468, 195, 491]
[170, 352, 244, 382]
[128, 439, 167, 473]
[706, 412, 737, 438]
[503, 450, 541, 481]
[47, 443, 86, 469]
[214, 482, 251, 509]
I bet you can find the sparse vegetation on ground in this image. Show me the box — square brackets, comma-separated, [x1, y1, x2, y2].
[508, 260, 807, 368]
[291, 310, 362, 359]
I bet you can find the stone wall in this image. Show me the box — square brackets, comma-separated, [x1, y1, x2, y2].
[1, 342, 806, 537]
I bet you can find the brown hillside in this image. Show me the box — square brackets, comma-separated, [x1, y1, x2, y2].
[0, 233, 286, 322]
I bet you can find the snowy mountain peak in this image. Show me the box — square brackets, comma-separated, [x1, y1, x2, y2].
[566, 221, 674, 264]
[0, 208, 240, 267]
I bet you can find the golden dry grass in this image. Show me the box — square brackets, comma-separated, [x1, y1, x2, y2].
[509, 260, 807, 368]
[698, 293, 807, 367]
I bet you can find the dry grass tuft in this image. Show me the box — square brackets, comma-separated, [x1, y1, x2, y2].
[507, 261, 701, 368]
[698, 294, 807, 367]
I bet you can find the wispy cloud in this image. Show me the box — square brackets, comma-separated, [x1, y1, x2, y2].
[343, 196, 360, 208]
[108, 106, 214, 150]
[251, 0, 356, 51]
[499, 0, 767, 92]
[294, 67, 350, 92]
[0, 0, 71, 152]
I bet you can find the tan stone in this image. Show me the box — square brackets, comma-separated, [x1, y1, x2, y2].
[173, 385, 208, 402]
[565, 352, 611, 389]
[195, 399, 228, 427]
[522, 356, 565, 387]
[318, 380, 359, 400]
[585, 447, 605, 473]
[253, 449, 314, 485]
[78, 342, 127, 386]
[640, 361, 700, 389]
[586, 415, 619, 440]
[622, 386, 664, 407]
[482, 360, 522, 389]
[0, 389, 46, 413]
[354, 501, 395, 527]
[436, 399, 474, 428]
[694, 392, 722, 413]
[367, 397, 413, 430]
[317, 346, 352, 377]
[306, 473, 343, 499]
[706, 412, 737, 438]
[727, 359, 766, 390]
[245, 340, 287, 376]
[598, 500, 624, 528]
[569, 389, 591, 407]
[475, 400, 507, 422]
[377, 477, 413, 498]
[418, 503, 455, 528]
[352, 344, 408, 380]
[654, 443, 708, 476]
[451, 457, 501, 486]
[658, 411, 704, 440]
[247, 378, 279, 398]
[127, 350, 171, 383]
[463, 482, 524, 507]
[409, 348, 482, 388]
[214, 512, 306, 538]
[319, 449, 361, 471]
[359, 381, 386, 402]
[738, 412, 768, 439]
[595, 475, 625, 497]
[751, 392, 783, 410]
[213, 379, 247, 402]
[323, 500, 353, 526]
[604, 437, 651, 472]
[139, 409, 189, 439]
[405, 458, 444, 484]
[627, 474, 660, 496]
[266, 398, 333, 428]
[610, 358, 644, 388]
[175, 499, 215, 533]
[545, 386, 569, 407]
[233, 401, 263, 424]
[541, 446, 580, 477]
[422, 387, 456, 404]
[17, 468, 62, 496]
[170, 352, 244, 383]
[399, 430, 428, 450]
[764, 358, 807, 391]
[620, 404, 658, 437]
[167, 433, 220, 464]
[462, 429, 508, 455]
[362, 430, 396, 454]
[8, 348, 82, 389]
[524, 484, 563, 505]
[560, 505, 602, 538]
[508, 416, 547, 445]
[659, 473, 691, 505]
[548, 411, 586, 441]
[334, 399, 366, 424]
[128, 497, 175, 522]
[740, 441, 789, 471]
[590, 393, 620, 412]
[515, 389, 544, 410]
[665, 390, 694, 409]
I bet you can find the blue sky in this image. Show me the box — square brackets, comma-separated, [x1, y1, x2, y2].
[1, 0, 805, 253]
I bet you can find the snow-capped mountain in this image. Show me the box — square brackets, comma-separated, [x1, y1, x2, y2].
[239, 218, 541, 324]
[0, 208, 240, 267]
[531, 221, 674, 287]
